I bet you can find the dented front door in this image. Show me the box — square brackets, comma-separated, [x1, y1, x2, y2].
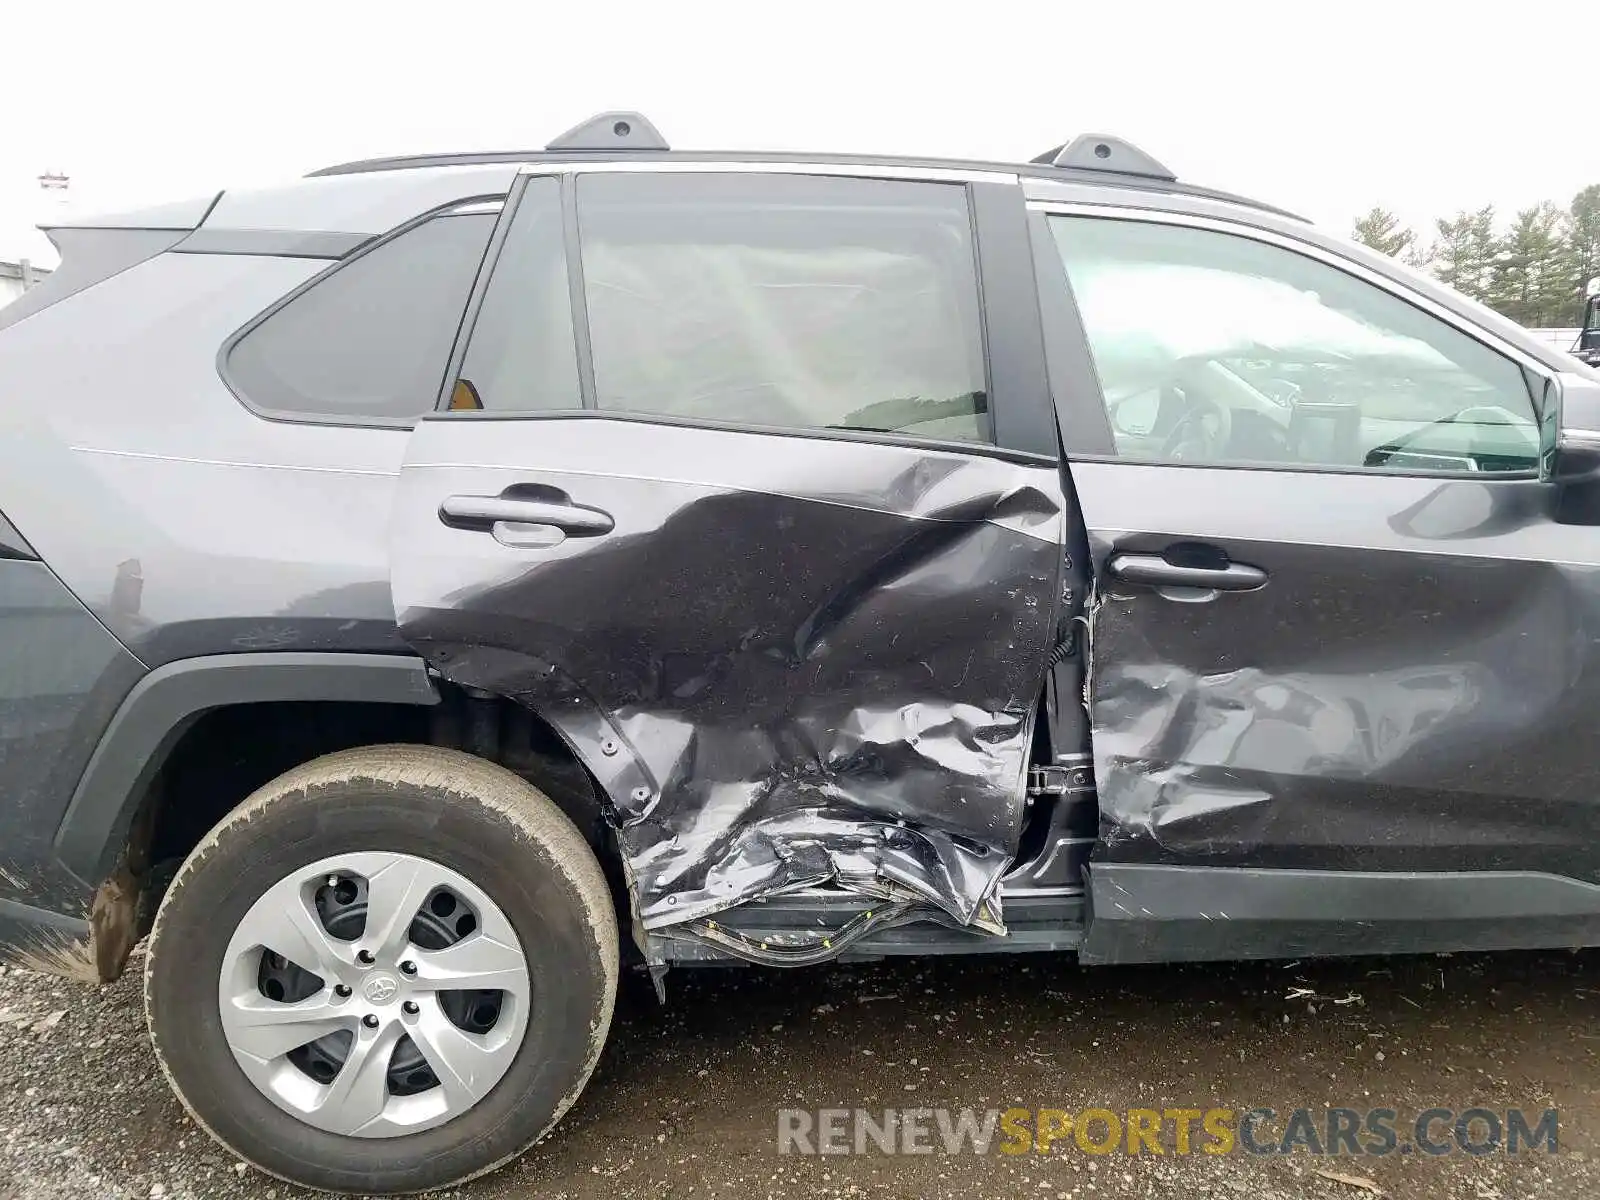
[390, 168, 1067, 946]
[1030, 203, 1600, 958]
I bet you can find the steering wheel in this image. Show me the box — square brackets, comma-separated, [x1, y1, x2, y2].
[1159, 386, 1233, 463]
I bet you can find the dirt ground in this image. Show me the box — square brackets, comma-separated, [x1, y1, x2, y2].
[0, 946, 1596, 1199]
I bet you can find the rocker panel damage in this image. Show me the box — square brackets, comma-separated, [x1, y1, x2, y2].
[391, 418, 1065, 947]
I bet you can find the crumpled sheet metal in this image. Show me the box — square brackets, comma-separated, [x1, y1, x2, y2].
[393, 418, 1064, 939]
[618, 704, 1028, 929]
[1086, 543, 1597, 876]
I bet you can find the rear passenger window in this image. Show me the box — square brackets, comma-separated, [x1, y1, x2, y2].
[583, 173, 988, 441]
[227, 203, 497, 421]
[457, 172, 990, 443]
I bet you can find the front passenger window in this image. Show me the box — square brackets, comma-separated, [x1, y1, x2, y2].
[1048, 216, 1540, 474]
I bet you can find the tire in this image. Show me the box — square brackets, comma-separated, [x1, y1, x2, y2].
[144, 744, 619, 1194]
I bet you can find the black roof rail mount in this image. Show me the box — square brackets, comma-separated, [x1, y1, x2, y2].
[545, 111, 669, 153]
[1032, 134, 1176, 182]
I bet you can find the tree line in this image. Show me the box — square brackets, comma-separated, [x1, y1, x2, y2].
[1353, 184, 1600, 328]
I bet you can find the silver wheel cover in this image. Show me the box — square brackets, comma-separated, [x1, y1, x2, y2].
[218, 851, 531, 1137]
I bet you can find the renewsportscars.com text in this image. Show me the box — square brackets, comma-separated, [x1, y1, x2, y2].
[777, 1106, 1559, 1157]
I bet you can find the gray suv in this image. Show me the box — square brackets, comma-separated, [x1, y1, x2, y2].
[3, 110, 1600, 1194]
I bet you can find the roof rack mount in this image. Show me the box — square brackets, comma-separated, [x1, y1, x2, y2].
[545, 111, 669, 153]
[1031, 134, 1175, 182]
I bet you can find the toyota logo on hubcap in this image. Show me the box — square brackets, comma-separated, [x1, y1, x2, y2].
[362, 974, 399, 1004]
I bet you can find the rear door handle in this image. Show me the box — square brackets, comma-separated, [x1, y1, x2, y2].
[439, 495, 615, 537]
[1107, 552, 1266, 591]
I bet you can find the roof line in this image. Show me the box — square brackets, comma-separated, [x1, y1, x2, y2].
[305, 149, 1301, 221]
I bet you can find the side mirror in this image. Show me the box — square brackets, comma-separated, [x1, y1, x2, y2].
[1576, 291, 1600, 365]
[1545, 371, 1600, 483]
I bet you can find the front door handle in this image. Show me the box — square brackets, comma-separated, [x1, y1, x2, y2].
[439, 495, 614, 537]
[1107, 552, 1266, 591]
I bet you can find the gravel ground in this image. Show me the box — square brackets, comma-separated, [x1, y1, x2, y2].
[1, 946, 1597, 1199]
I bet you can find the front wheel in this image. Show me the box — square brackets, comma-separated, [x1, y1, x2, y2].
[145, 745, 618, 1194]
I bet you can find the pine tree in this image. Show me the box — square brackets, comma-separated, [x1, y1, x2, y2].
[1488, 203, 1573, 327]
[1354, 188, 1600, 326]
[1352, 207, 1415, 258]
[1429, 207, 1498, 303]
[1401, 241, 1432, 273]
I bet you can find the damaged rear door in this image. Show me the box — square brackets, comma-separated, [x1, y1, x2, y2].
[390, 167, 1067, 954]
[1029, 200, 1600, 962]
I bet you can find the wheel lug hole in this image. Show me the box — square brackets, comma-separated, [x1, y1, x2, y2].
[333, 984, 352, 998]
[356, 949, 375, 965]
[362, 1014, 380, 1029]
[402, 1001, 419, 1016]
[399, 960, 416, 976]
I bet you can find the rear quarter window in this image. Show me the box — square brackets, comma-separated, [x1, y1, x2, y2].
[226, 207, 497, 422]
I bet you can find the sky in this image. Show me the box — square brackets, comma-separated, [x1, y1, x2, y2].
[3, 0, 1596, 267]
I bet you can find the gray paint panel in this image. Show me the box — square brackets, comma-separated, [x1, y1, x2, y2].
[404, 417, 1064, 541]
[1081, 863, 1600, 963]
[46, 191, 222, 232]
[1073, 459, 1600, 885]
[54, 652, 438, 885]
[0, 252, 413, 666]
[0, 561, 145, 914]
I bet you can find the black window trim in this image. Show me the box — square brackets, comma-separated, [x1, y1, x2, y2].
[175, 228, 373, 260]
[1029, 209, 1117, 458]
[561, 171, 600, 410]
[432, 165, 1060, 462]
[1035, 201, 1555, 481]
[431, 176, 534, 416]
[218, 192, 509, 430]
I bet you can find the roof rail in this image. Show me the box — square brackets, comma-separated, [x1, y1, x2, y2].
[545, 111, 669, 153]
[1031, 134, 1175, 182]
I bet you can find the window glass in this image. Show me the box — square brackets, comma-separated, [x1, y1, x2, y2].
[453, 178, 579, 412]
[574, 173, 989, 442]
[228, 207, 495, 420]
[1049, 216, 1539, 473]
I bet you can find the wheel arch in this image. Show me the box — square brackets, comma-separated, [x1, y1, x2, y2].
[54, 652, 442, 889]
[48, 651, 630, 985]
